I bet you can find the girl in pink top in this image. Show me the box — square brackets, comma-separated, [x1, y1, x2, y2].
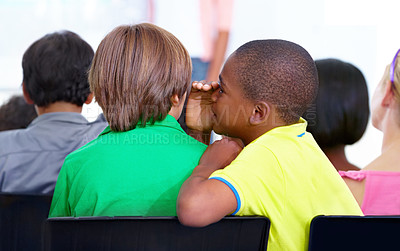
[340, 49, 400, 215]
[339, 170, 400, 215]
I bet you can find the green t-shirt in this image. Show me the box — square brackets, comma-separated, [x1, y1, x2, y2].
[49, 115, 207, 217]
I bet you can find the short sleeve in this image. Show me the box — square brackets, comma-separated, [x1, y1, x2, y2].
[339, 170, 367, 181]
[209, 142, 284, 216]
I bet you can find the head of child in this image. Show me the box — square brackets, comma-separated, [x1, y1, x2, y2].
[211, 39, 318, 145]
[371, 49, 400, 131]
[303, 58, 369, 150]
[89, 23, 192, 132]
[22, 31, 94, 110]
[0, 95, 37, 131]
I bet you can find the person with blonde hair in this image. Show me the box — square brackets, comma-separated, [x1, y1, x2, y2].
[340, 49, 400, 215]
[49, 23, 207, 217]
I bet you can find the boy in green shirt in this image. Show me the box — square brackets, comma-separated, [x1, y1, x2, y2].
[49, 23, 207, 217]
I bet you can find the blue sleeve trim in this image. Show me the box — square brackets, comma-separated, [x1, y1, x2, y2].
[209, 177, 241, 215]
[297, 132, 305, 137]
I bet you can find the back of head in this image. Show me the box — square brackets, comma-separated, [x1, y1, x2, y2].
[89, 23, 192, 131]
[232, 39, 319, 124]
[22, 31, 94, 107]
[303, 58, 370, 148]
[387, 50, 400, 106]
[0, 95, 37, 131]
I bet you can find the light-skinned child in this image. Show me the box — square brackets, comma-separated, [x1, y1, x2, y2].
[49, 23, 207, 217]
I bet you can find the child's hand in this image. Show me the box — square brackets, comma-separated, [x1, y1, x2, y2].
[196, 138, 243, 175]
[177, 138, 241, 226]
[185, 81, 220, 132]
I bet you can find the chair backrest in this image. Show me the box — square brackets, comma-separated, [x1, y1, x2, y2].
[0, 192, 53, 251]
[308, 215, 400, 251]
[44, 216, 270, 251]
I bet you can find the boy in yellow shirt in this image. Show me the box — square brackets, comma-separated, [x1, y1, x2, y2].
[177, 39, 362, 250]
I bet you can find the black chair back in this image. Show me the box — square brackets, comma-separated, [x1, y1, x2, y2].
[0, 193, 52, 251]
[308, 215, 400, 251]
[44, 216, 270, 251]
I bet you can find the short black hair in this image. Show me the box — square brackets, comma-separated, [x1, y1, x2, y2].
[0, 95, 37, 131]
[303, 58, 370, 148]
[232, 39, 319, 124]
[22, 30, 94, 107]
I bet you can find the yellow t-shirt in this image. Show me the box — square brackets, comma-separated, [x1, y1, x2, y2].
[210, 118, 362, 251]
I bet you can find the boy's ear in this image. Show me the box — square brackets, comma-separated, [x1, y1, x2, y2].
[249, 101, 271, 125]
[381, 80, 396, 108]
[85, 93, 94, 105]
[22, 82, 34, 105]
[170, 94, 180, 106]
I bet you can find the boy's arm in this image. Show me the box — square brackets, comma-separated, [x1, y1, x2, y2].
[177, 138, 242, 227]
[206, 30, 229, 82]
[206, 0, 233, 81]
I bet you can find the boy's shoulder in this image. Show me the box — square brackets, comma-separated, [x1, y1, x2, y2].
[0, 127, 39, 157]
[168, 131, 208, 157]
[254, 119, 308, 145]
[62, 134, 103, 167]
[232, 120, 324, 170]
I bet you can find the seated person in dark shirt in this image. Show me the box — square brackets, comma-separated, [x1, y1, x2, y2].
[0, 30, 107, 194]
[0, 95, 37, 131]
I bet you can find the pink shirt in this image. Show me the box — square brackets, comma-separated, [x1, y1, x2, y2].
[339, 170, 400, 215]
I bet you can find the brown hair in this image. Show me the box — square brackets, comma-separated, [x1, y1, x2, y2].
[89, 23, 192, 131]
[232, 39, 318, 124]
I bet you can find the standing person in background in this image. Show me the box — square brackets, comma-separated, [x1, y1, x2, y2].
[148, 0, 233, 82]
[148, 0, 233, 135]
[0, 31, 107, 194]
[340, 49, 400, 215]
[303, 59, 370, 171]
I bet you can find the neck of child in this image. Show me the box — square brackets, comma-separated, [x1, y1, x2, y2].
[381, 128, 400, 155]
[36, 101, 83, 116]
[240, 107, 288, 146]
[365, 127, 400, 172]
[322, 145, 360, 171]
[242, 122, 287, 146]
[380, 107, 400, 154]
